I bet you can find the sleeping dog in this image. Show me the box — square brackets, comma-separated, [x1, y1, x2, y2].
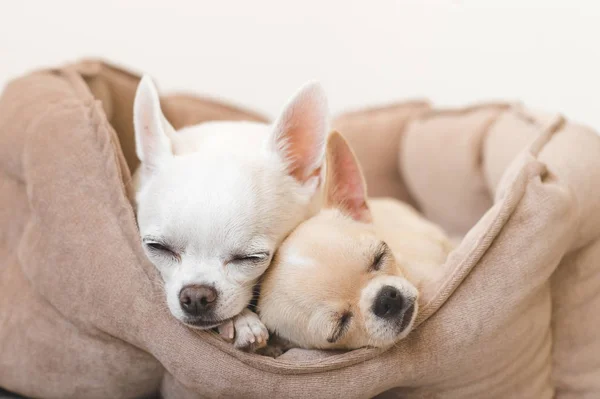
[132, 76, 328, 350]
[257, 132, 453, 351]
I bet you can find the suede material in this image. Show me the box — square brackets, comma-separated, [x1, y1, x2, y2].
[1, 60, 599, 398]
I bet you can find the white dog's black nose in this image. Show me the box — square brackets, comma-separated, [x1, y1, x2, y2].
[179, 285, 217, 316]
[373, 286, 405, 319]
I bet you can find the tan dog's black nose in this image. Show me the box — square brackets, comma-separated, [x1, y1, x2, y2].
[373, 286, 404, 319]
[179, 285, 217, 316]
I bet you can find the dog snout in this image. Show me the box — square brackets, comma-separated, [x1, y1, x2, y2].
[373, 285, 405, 319]
[179, 285, 218, 316]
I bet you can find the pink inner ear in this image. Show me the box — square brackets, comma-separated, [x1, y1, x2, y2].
[285, 123, 322, 182]
[328, 138, 372, 223]
[273, 83, 327, 183]
[335, 187, 371, 223]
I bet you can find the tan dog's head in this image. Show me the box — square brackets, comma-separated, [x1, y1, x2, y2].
[258, 132, 418, 350]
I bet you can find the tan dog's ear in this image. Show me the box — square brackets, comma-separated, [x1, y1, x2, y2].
[324, 131, 372, 223]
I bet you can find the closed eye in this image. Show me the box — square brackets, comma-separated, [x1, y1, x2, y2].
[327, 311, 353, 343]
[230, 252, 270, 264]
[143, 238, 180, 261]
[369, 242, 389, 272]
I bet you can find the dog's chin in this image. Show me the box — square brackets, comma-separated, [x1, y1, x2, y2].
[368, 304, 418, 348]
[398, 303, 416, 333]
[182, 317, 231, 330]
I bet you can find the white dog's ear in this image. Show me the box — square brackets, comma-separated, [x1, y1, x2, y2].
[134, 75, 175, 173]
[271, 82, 328, 185]
[324, 131, 372, 223]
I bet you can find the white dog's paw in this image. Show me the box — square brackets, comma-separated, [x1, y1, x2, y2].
[232, 309, 269, 351]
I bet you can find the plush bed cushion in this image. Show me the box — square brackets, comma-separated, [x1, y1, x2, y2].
[1, 60, 599, 399]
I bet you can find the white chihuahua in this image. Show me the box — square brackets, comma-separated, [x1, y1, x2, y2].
[132, 76, 327, 349]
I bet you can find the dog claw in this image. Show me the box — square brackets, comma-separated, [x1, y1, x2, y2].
[232, 309, 269, 351]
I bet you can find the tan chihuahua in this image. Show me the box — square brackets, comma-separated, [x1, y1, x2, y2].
[257, 132, 453, 351]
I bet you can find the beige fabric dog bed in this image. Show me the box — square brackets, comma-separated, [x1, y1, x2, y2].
[1, 60, 600, 399]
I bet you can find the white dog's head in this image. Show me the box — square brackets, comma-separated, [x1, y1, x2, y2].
[133, 77, 327, 329]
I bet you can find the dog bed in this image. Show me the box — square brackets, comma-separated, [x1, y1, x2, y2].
[1, 60, 600, 399]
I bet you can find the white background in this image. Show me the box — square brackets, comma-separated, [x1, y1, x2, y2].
[1, 0, 598, 129]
